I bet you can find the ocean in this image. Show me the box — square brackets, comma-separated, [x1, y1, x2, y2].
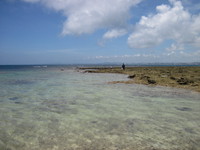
[0, 65, 200, 150]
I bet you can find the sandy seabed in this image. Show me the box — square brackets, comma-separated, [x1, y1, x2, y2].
[0, 67, 200, 150]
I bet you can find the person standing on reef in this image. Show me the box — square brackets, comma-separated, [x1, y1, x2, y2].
[122, 63, 125, 70]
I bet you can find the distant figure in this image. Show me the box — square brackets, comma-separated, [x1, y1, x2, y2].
[122, 63, 125, 70]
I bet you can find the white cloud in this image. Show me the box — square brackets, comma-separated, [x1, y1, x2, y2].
[91, 54, 159, 61]
[103, 29, 127, 39]
[90, 50, 200, 63]
[162, 50, 200, 62]
[20, 0, 200, 55]
[128, 0, 200, 49]
[21, 0, 142, 35]
[166, 43, 184, 51]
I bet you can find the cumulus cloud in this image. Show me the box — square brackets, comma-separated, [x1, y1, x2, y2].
[103, 29, 127, 39]
[21, 0, 142, 35]
[128, 0, 200, 49]
[20, 0, 200, 52]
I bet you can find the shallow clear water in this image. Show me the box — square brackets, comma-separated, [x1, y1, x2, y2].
[0, 66, 200, 150]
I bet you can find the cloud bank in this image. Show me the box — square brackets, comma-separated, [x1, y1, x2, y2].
[90, 50, 200, 63]
[128, 0, 200, 49]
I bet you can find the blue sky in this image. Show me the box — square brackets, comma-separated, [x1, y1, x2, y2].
[0, 0, 200, 64]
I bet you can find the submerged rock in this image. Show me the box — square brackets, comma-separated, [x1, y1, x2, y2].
[175, 107, 192, 111]
[9, 97, 19, 101]
[184, 128, 196, 134]
[14, 101, 23, 104]
[91, 121, 98, 124]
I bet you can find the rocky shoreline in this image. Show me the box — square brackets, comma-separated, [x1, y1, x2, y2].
[79, 66, 200, 92]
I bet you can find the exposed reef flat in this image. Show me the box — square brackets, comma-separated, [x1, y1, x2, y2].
[79, 66, 200, 92]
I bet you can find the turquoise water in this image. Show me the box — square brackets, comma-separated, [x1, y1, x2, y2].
[0, 66, 200, 150]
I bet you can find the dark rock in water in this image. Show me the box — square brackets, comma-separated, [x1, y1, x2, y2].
[9, 97, 19, 101]
[184, 128, 196, 134]
[85, 70, 96, 73]
[91, 121, 98, 124]
[126, 119, 135, 126]
[128, 74, 136, 79]
[14, 101, 23, 104]
[147, 79, 156, 84]
[175, 107, 192, 111]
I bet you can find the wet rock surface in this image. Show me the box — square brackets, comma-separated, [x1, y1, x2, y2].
[128, 74, 136, 79]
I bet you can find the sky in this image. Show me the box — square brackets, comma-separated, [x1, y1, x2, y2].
[0, 0, 200, 64]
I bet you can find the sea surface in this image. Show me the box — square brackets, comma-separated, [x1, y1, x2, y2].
[0, 65, 200, 150]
